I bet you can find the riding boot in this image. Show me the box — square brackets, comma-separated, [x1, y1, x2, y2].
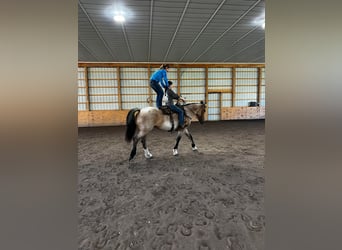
[177, 123, 185, 130]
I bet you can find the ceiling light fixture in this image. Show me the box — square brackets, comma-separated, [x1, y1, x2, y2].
[114, 14, 125, 23]
[253, 14, 265, 30]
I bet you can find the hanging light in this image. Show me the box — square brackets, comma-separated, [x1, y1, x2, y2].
[113, 14, 125, 23]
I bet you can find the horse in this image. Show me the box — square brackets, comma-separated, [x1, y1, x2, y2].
[125, 101, 206, 161]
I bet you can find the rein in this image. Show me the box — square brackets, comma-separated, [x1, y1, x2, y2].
[181, 102, 203, 119]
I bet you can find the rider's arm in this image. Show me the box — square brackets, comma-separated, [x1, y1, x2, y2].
[162, 70, 169, 88]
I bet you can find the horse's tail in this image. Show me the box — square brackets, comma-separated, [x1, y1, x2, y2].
[125, 108, 140, 142]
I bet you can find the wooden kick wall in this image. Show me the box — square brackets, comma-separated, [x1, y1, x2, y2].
[78, 62, 265, 127]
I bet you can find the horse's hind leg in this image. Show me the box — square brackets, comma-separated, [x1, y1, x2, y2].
[184, 128, 198, 151]
[141, 136, 152, 159]
[173, 131, 183, 156]
[129, 136, 140, 161]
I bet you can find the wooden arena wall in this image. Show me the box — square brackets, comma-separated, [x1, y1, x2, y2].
[78, 63, 265, 127]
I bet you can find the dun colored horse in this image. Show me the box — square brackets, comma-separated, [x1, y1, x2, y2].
[125, 101, 206, 161]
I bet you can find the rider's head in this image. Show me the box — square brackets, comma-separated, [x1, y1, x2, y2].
[160, 64, 170, 70]
[168, 80, 173, 88]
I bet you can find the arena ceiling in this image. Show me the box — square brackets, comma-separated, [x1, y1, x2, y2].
[78, 0, 265, 63]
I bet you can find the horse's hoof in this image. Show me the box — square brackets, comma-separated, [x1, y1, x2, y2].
[144, 154, 153, 159]
[144, 149, 153, 159]
[192, 146, 198, 151]
[173, 149, 179, 156]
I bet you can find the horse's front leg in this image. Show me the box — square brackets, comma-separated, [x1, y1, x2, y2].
[141, 136, 152, 159]
[173, 131, 183, 156]
[184, 128, 198, 151]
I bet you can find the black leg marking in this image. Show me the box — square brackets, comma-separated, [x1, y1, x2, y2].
[129, 137, 140, 161]
[129, 147, 136, 161]
[173, 133, 182, 150]
[141, 136, 147, 150]
[185, 130, 196, 148]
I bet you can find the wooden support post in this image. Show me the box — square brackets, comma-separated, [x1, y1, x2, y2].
[219, 92, 223, 120]
[232, 67, 236, 107]
[148, 66, 152, 106]
[257, 67, 262, 104]
[205, 67, 209, 104]
[177, 66, 180, 96]
[116, 67, 122, 110]
[84, 66, 90, 111]
[205, 67, 209, 120]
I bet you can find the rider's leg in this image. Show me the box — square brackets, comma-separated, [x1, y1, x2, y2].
[169, 105, 184, 127]
[150, 80, 164, 108]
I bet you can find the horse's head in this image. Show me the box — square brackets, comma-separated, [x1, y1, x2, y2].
[183, 101, 206, 124]
[195, 101, 206, 124]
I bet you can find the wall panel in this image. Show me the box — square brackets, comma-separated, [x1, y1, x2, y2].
[260, 68, 266, 106]
[87, 67, 119, 110]
[77, 63, 265, 126]
[180, 68, 205, 103]
[78, 67, 87, 111]
[235, 68, 258, 107]
[208, 93, 221, 121]
[120, 67, 149, 109]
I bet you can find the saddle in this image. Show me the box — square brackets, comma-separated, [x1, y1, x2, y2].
[159, 105, 173, 115]
[159, 105, 187, 132]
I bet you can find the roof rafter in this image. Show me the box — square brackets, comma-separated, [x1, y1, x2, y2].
[121, 24, 134, 61]
[148, 0, 154, 62]
[78, 40, 100, 61]
[163, 0, 191, 62]
[224, 37, 264, 62]
[193, 0, 261, 62]
[179, 0, 227, 62]
[78, 0, 116, 60]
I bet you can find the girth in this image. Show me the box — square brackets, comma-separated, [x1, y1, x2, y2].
[159, 106, 175, 132]
[159, 105, 186, 132]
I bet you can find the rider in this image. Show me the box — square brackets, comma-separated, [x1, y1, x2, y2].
[166, 81, 186, 129]
[150, 64, 170, 108]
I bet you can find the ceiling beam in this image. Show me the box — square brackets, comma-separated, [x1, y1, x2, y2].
[193, 0, 261, 62]
[252, 54, 265, 62]
[179, 0, 227, 62]
[148, 0, 154, 62]
[121, 24, 134, 61]
[163, 0, 191, 62]
[224, 37, 265, 62]
[231, 25, 260, 46]
[78, 1, 116, 60]
[78, 40, 100, 61]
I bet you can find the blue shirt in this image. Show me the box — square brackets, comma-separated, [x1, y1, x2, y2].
[150, 69, 169, 88]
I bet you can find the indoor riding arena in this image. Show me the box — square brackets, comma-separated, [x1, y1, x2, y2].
[78, 63, 265, 250]
[78, 1, 265, 250]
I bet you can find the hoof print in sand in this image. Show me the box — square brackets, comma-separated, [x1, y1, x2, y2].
[241, 213, 263, 232]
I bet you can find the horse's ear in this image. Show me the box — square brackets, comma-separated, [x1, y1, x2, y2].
[200, 100, 204, 104]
